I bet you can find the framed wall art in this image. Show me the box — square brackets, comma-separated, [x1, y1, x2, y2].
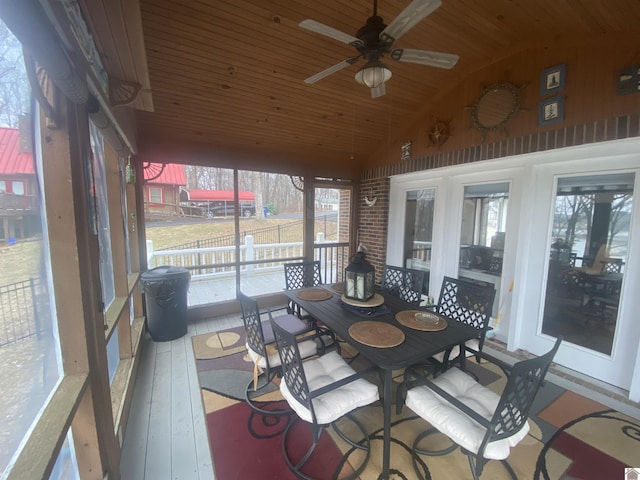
[616, 65, 640, 96]
[538, 96, 564, 126]
[540, 64, 565, 96]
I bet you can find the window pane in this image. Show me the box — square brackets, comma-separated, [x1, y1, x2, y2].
[0, 27, 61, 473]
[239, 170, 304, 298]
[314, 186, 350, 284]
[541, 173, 634, 355]
[11, 180, 24, 195]
[106, 327, 119, 384]
[88, 123, 115, 309]
[404, 188, 435, 293]
[48, 432, 79, 480]
[149, 186, 162, 204]
[144, 165, 308, 305]
[458, 183, 509, 319]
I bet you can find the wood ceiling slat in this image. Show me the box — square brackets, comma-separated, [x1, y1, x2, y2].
[79, 0, 640, 170]
[79, 0, 153, 110]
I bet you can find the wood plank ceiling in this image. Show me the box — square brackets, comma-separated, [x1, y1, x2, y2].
[80, 0, 640, 178]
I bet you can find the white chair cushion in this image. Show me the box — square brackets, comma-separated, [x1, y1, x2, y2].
[246, 337, 318, 369]
[280, 351, 379, 425]
[431, 338, 480, 363]
[405, 367, 529, 460]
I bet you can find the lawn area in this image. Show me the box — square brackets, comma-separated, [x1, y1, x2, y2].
[0, 238, 42, 286]
[145, 218, 301, 249]
[146, 217, 337, 250]
[0, 216, 338, 285]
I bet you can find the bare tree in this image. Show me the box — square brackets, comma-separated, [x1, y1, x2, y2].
[0, 21, 29, 127]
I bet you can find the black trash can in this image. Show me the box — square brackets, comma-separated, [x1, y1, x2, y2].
[140, 266, 191, 341]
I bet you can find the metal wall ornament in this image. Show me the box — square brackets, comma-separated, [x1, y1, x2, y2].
[470, 82, 525, 141]
[290, 175, 304, 192]
[428, 120, 450, 146]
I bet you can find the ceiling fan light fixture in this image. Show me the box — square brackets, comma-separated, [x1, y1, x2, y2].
[354, 60, 392, 88]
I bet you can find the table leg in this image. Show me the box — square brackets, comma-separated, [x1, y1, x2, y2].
[459, 342, 467, 371]
[382, 368, 392, 479]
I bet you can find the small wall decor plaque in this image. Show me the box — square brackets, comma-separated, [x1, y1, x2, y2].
[616, 65, 640, 96]
[540, 64, 566, 96]
[538, 96, 564, 126]
[401, 140, 411, 160]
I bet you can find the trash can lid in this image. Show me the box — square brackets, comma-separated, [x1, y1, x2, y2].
[141, 266, 191, 280]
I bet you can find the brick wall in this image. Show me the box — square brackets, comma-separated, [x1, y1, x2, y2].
[357, 177, 390, 283]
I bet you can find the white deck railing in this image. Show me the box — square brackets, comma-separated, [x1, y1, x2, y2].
[148, 236, 305, 279]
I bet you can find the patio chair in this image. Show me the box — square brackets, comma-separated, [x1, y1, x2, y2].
[381, 265, 426, 305]
[269, 311, 380, 480]
[238, 291, 336, 416]
[401, 337, 562, 480]
[429, 275, 496, 373]
[284, 260, 322, 322]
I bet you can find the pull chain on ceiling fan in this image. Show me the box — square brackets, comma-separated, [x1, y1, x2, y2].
[299, 0, 459, 98]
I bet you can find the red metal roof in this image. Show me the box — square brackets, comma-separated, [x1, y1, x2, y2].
[0, 128, 35, 175]
[144, 163, 186, 185]
[188, 190, 255, 201]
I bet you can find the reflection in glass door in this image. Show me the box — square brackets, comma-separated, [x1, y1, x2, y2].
[403, 189, 435, 293]
[457, 183, 509, 318]
[541, 173, 634, 355]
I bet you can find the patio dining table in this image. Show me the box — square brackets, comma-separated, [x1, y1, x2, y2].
[284, 285, 480, 480]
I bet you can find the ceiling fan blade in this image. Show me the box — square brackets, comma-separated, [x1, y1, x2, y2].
[380, 0, 442, 44]
[371, 83, 386, 98]
[299, 19, 363, 47]
[390, 48, 459, 69]
[304, 57, 360, 84]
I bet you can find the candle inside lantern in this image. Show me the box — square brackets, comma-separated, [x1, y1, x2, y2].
[346, 278, 355, 297]
[356, 276, 364, 299]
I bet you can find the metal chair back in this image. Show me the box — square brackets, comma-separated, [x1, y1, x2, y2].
[284, 260, 322, 290]
[436, 275, 495, 342]
[382, 265, 426, 304]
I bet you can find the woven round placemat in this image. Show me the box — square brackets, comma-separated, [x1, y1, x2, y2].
[330, 282, 346, 294]
[348, 321, 405, 348]
[296, 287, 333, 301]
[341, 293, 384, 307]
[395, 310, 448, 332]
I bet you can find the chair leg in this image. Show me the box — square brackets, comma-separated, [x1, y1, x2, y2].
[465, 452, 517, 480]
[499, 459, 518, 480]
[282, 414, 372, 480]
[412, 428, 458, 457]
[245, 373, 291, 416]
[411, 428, 458, 479]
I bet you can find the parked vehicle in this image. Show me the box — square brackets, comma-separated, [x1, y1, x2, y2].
[180, 189, 256, 217]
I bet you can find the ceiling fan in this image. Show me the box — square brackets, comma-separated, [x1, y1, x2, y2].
[299, 0, 459, 98]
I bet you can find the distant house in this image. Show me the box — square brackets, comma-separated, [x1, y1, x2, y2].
[143, 163, 186, 215]
[0, 127, 39, 241]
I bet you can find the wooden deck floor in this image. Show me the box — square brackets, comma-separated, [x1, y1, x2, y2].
[119, 313, 243, 480]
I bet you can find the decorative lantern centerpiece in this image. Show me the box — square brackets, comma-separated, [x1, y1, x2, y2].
[345, 244, 375, 302]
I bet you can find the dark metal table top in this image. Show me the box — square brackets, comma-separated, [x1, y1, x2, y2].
[284, 286, 479, 371]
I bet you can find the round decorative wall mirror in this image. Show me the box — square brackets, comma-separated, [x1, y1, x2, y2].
[470, 82, 521, 140]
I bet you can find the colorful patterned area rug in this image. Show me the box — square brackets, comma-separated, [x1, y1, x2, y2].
[193, 327, 640, 479]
